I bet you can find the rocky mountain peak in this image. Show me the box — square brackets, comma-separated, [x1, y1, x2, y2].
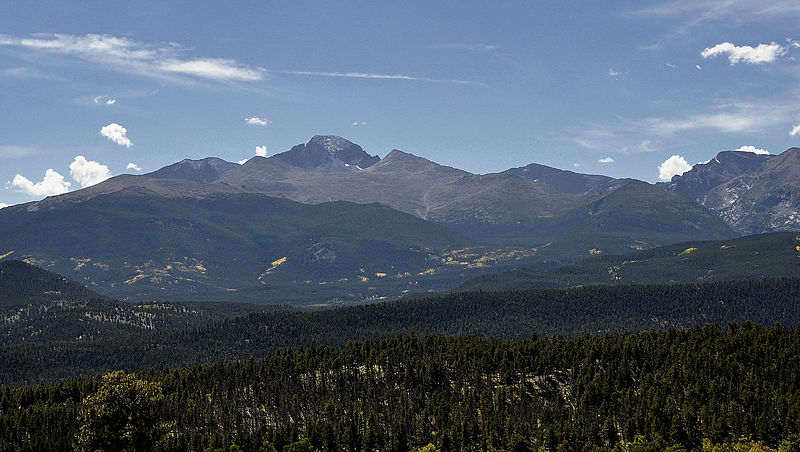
[273, 136, 380, 169]
[145, 157, 239, 182]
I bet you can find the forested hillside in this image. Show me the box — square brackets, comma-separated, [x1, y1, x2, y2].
[459, 232, 800, 291]
[2, 277, 798, 385]
[2, 326, 799, 451]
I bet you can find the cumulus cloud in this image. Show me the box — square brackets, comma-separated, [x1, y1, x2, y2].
[255, 145, 268, 157]
[69, 156, 112, 188]
[734, 145, 770, 155]
[598, 157, 615, 163]
[790, 124, 800, 136]
[12, 169, 71, 196]
[352, 121, 366, 126]
[701, 42, 785, 64]
[126, 162, 142, 171]
[658, 155, 693, 181]
[100, 123, 132, 147]
[245, 117, 270, 126]
[0, 33, 264, 83]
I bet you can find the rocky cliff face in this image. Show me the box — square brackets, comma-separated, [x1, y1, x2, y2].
[659, 151, 773, 200]
[702, 148, 800, 234]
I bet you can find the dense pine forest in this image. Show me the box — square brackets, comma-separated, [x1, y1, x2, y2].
[2, 326, 800, 451]
[2, 277, 800, 385]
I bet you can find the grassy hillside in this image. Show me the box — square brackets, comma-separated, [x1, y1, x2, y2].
[458, 232, 800, 292]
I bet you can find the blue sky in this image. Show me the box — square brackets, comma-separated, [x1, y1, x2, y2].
[2, 0, 800, 206]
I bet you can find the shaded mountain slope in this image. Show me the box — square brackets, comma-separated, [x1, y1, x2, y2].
[0, 259, 105, 306]
[503, 162, 632, 195]
[0, 184, 519, 304]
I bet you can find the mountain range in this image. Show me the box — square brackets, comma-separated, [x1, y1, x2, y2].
[1, 135, 798, 303]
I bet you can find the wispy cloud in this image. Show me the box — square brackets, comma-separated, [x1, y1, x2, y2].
[643, 112, 766, 134]
[431, 43, 498, 51]
[352, 121, 366, 126]
[274, 70, 478, 85]
[598, 157, 615, 163]
[633, 1, 800, 45]
[0, 33, 264, 83]
[245, 117, 270, 126]
[93, 95, 116, 105]
[608, 69, 623, 77]
[701, 42, 785, 65]
[790, 124, 800, 136]
[0, 145, 36, 158]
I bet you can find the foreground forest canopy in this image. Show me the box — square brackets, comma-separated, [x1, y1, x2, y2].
[2, 325, 800, 451]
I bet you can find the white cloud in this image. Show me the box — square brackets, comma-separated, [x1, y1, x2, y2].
[69, 156, 112, 188]
[644, 112, 767, 135]
[0, 145, 35, 158]
[160, 58, 262, 81]
[245, 117, 270, 126]
[701, 42, 785, 65]
[93, 95, 116, 105]
[790, 124, 800, 136]
[12, 169, 71, 196]
[608, 69, 622, 77]
[431, 43, 498, 51]
[696, 64, 702, 70]
[598, 157, 615, 163]
[276, 70, 476, 85]
[733, 145, 770, 155]
[0, 33, 263, 83]
[126, 162, 142, 172]
[0, 203, 9, 209]
[658, 155, 692, 181]
[666, 63, 677, 68]
[573, 163, 581, 167]
[100, 123, 132, 148]
[238, 159, 248, 165]
[255, 145, 268, 157]
[352, 121, 366, 126]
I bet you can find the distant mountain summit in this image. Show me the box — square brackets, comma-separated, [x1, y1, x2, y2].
[146, 157, 239, 182]
[702, 147, 800, 234]
[273, 135, 380, 169]
[659, 150, 773, 200]
[503, 163, 632, 195]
